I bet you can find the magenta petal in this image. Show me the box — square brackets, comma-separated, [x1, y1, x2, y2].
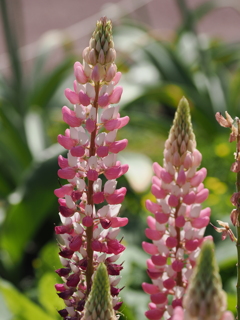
[79, 90, 90, 106]
[85, 118, 96, 133]
[58, 167, 76, 179]
[87, 169, 98, 181]
[104, 119, 120, 131]
[98, 93, 109, 107]
[107, 239, 125, 254]
[145, 229, 163, 240]
[110, 217, 128, 228]
[109, 139, 128, 153]
[58, 135, 76, 150]
[142, 283, 159, 294]
[54, 185, 73, 197]
[65, 88, 80, 104]
[150, 292, 167, 304]
[97, 146, 109, 157]
[93, 192, 105, 204]
[142, 242, 158, 255]
[70, 146, 85, 157]
[104, 166, 121, 180]
[58, 155, 68, 168]
[109, 86, 123, 104]
[145, 309, 164, 320]
[69, 236, 82, 251]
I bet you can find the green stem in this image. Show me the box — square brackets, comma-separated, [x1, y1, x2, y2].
[236, 118, 240, 319]
[85, 82, 100, 294]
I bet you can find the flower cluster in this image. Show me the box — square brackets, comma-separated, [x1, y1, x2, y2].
[173, 241, 234, 320]
[142, 97, 211, 320]
[54, 17, 129, 319]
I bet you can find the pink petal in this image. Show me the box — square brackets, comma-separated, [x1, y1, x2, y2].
[105, 187, 126, 204]
[166, 236, 178, 248]
[142, 242, 159, 255]
[175, 216, 185, 227]
[85, 118, 96, 133]
[191, 216, 210, 228]
[104, 166, 122, 180]
[183, 191, 196, 205]
[155, 212, 169, 224]
[54, 185, 73, 197]
[58, 135, 76, 150]
[93, 192, 105, 204]
[195, 188, 209, 203]
[69, 236, 82, 251]
[172, 260, 184, 272]
[185, 239, 200, 251]
[151, 185, 167, 199]
[97, 146, 109, 157]
[98, 93, 109, 107]
[109, 139, 128, 153]
[110, 217, 128, 228]
[58, 167, 76, 179]
[190, 168, 207, 187]
[58, 155, 68, 168]
[65, 88, 80, 104]
[145, 200, 161, 214]
[109, 86, 123, 104]
[145, 309, 164, 320]
[168, 194, 179, 207]
[62, 106, 82, 127]
[87, 170, 98, 181]
[150, 292, 167, 304]
[145, 229, 163, 240]
[151, 255, 167, 266]
[70, 146, 85, 157]
[142, 283, 159, 294]
[82, 216, 93, 227]
[79, 90, 90, 106]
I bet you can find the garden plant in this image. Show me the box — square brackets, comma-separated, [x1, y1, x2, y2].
[1, 1, 240, 320]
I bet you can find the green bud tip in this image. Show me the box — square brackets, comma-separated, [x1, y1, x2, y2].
[82, 263, 117, 320]
[183, 240, 227, 320]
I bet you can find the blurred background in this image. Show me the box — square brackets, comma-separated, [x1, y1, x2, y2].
[1, 0, 240, 319]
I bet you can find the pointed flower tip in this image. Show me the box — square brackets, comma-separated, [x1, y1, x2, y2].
[82, 263, 117, 320]
[183, 240, 228, 320]
[167, 97, 196, 157]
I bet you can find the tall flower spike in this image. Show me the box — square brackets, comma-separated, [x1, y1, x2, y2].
[82, 263, 117, 320]
[183, 241, 234, 320]
[55, 17, 129, 320]
[143, 97, 211, 320]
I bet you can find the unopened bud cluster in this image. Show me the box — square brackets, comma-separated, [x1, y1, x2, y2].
[142, 98, 211, 320]
[171, 241, 234, 320]
[54, 17, 129, 320]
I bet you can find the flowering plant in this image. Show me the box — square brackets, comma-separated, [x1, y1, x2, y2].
[54, 17, 129, 319]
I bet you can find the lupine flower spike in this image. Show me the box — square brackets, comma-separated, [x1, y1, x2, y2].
[82, 263, 117, 320]
[142, 97, 211, 320]
[215, 111, 240, 319]
[54, 17, 129, 319]
[181, 240, 234, 320]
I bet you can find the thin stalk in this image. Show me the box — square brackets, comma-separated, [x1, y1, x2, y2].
[85, 82, 100, 293]
[236, 118, 240, 319]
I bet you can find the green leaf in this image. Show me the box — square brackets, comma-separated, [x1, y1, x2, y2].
[0, 278, 54, 320]
[27, 56, 74, 108]
[0, 155, 60, 271]
[38, 272, 63, 317]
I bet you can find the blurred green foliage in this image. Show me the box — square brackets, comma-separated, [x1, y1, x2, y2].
[0, 0, 240, 319]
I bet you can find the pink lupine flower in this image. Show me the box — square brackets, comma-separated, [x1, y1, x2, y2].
[143, 97, 211, 319]
[54, 17, 129, 319]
